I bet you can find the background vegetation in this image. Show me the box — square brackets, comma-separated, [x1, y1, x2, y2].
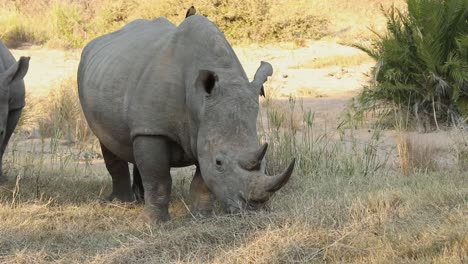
[0, 0, 403, 48]
[347, 0, 468, 131]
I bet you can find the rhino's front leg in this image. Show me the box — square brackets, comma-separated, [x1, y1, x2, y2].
[0, 108, 23, 183]
[190, 167, 214, 216]
[133, 136, 172, 223]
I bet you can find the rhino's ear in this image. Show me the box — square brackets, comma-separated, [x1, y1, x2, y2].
[251, 61, 273, 97]
[185, 6, 196, 18]
[0, 56, 30, 87]
[196, 70, 218, 95]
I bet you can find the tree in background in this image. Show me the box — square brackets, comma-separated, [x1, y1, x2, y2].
[350, 0, 468, 132]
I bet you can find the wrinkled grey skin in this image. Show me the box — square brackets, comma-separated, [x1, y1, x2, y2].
[0, 41, 29, 183]
[78, 15, 295, 222]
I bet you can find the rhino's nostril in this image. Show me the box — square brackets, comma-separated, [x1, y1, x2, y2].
[0, 130, 4, 136]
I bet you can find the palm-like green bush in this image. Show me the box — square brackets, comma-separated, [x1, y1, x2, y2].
[352, 0, 468, 131]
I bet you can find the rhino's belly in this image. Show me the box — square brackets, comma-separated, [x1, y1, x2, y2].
[80, 86, 134, 162]
[99, 132, 194, 167]
[167, 139, 196, 167]
[93, 124, 134, 162]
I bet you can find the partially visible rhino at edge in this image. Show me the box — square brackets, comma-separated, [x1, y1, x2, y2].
[0, 41, 30, 183]
[77, 12, 295, 223]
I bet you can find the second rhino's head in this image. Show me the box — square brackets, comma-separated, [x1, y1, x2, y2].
[0, 56, 29, 178]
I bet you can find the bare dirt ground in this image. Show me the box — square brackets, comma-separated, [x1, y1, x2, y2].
[12, 44, 81, 97]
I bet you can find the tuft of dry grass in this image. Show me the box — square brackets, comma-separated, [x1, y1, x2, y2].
[396, 134, 441, 175]
[397, 134, 411, 176]
[449, 127, 468, 170]
[20, 77, 94, 144]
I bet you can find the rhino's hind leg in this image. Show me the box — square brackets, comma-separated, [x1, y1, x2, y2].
[133, 136, 172, 223]
[100, 142, 135, 202]
[132, 165, 145, 203]
[190, 167, 214, 216]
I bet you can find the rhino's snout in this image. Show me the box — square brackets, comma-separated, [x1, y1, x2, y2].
[212, 143, 295, 212]
[225, 193, 271, 214]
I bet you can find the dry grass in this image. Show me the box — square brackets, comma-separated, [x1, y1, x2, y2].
[397, 134, 412, 176]
[0, 144, 466, 263]
[396, 134, 442, 175]
[37, 77, 92, 143]
[19, 77, 94, 145]
[0, 94, 467, 263]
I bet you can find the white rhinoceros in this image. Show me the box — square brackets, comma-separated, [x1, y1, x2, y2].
[78, 15, 295, 223]
[0, 41, 29, 183]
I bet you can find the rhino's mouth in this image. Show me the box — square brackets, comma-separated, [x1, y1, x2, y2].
[225, 193, 270, 213]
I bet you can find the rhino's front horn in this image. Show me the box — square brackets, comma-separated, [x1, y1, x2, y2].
[264, 159, 295, 193]
[238, 143, 268, 171]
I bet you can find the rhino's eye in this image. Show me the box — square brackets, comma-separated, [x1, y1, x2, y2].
[215, 158, 225, 172]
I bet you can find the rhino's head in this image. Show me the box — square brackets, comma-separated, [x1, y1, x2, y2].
[0, 56, 29, 178]
[189, 61, 295, 213]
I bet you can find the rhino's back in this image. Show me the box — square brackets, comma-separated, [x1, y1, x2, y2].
[78, 18, 177, 161]
[0, 41, 25, 110]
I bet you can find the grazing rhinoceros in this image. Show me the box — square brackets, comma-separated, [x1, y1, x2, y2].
[77, 14, 295, 223]
[0, 41, 29, 183]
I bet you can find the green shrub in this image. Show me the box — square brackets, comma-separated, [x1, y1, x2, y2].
[348, 0, 468, 131]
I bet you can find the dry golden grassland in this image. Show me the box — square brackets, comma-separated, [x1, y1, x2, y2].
[1, 0, 404, 48]
[0, 0, 467, 263]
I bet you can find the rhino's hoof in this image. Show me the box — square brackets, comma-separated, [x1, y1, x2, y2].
[132, 184, 145, 204]
[138, 208, 170, 224]
[190, 207, 214, 217]
[101, 192, 136, 203]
